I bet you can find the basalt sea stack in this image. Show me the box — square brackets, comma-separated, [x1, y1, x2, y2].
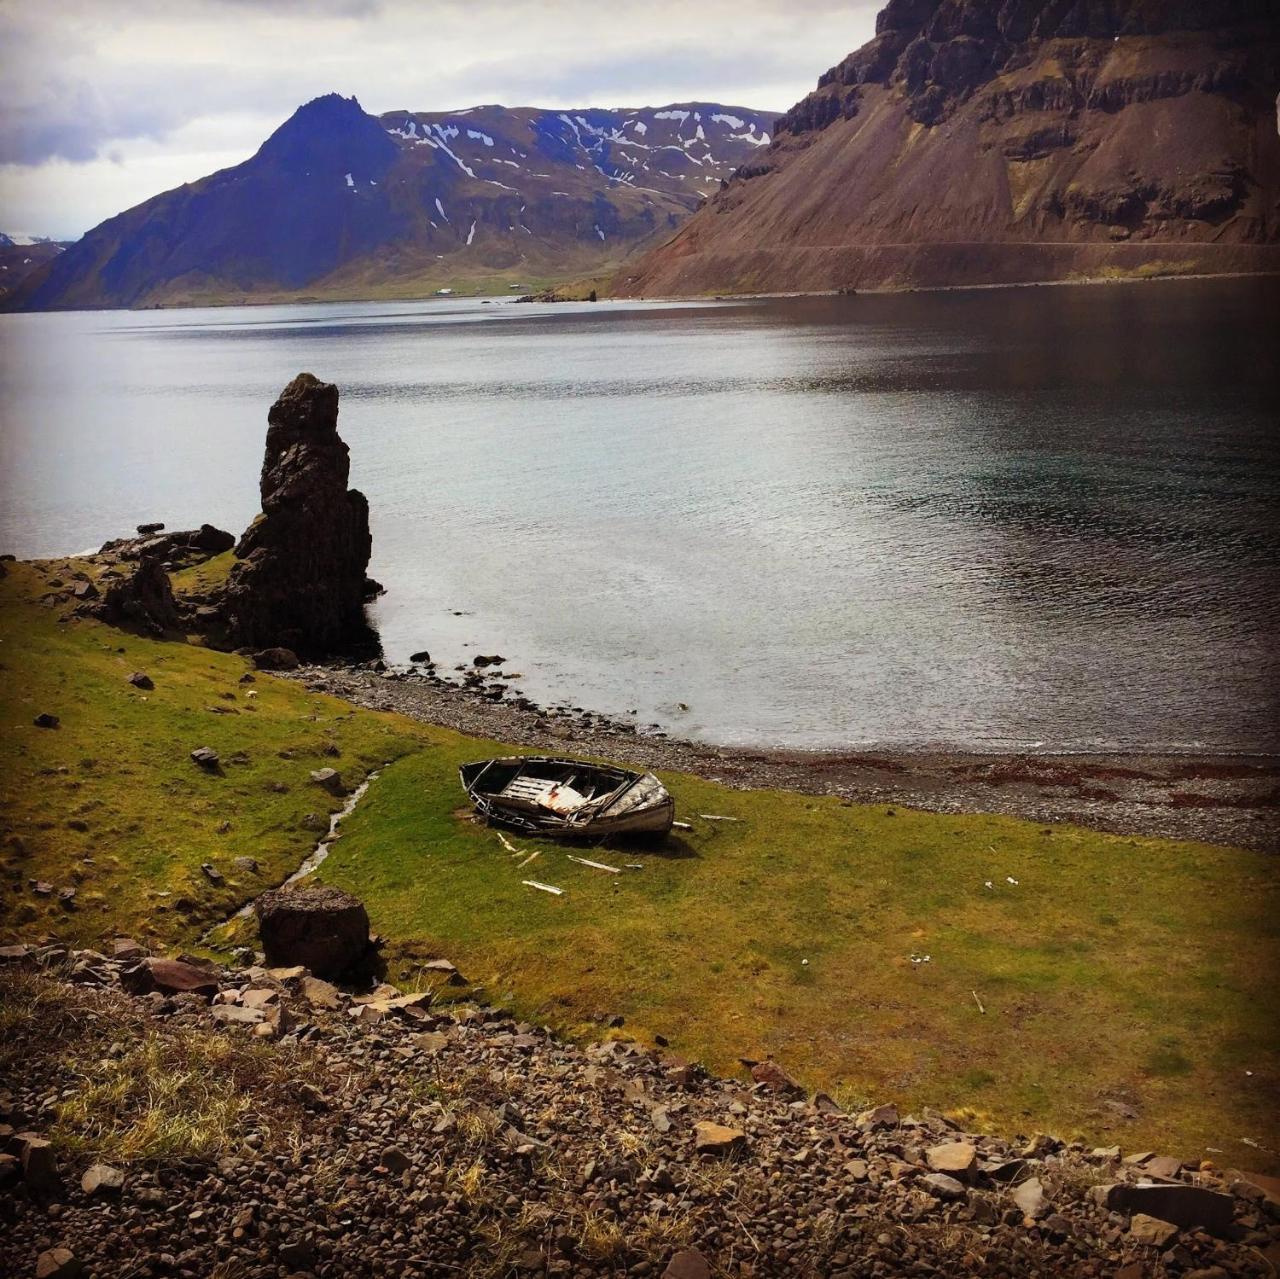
[217, 373, 372, 656]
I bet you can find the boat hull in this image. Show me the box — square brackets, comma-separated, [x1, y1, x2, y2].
[460, 756, 674, 839]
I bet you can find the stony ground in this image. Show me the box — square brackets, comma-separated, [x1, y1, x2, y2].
[287, 662, 1280, 854]
[3, 944, 1277, 1279]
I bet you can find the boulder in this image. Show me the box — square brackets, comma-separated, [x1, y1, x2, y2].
[750, 1059, 804, 1096]
[251, 647, 299, 671]
[120, 957, 220, 997]
[309, 767, 346, 795]
[33, 712, 59, 728]
[693, 1121, 747, 1157]
[927, 1141, 977, 1176]
[191, 746, 220, 771]
[922, 1172, 968, 1200]
[1130, 1213, 1179, 1247]
[81, 1163, 125, 1197]
[300, 975, 343, 1009]
[254, 883, 371, 979]
[1116, 1182, 1236, 1235]
[20, 1135, 59, 1192]
[127, 671, 154, 690]
[36, 1249, 83, 1279]
[856, 1103, 899, 1131]
[137, 522, 165, 535]
[1012, 1176, 1048, 1220]
[663, 1249, 711, 1279]
[214, 374, 373, 657]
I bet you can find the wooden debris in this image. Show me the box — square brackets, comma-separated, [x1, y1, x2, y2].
[972, 990, 986, 1014]
[672, 820, 693, 831]
[698, 814, 741, 822]
[522, 880, 564, 896]
[516, 851, 540, 869]
[567, 855, 621, 874]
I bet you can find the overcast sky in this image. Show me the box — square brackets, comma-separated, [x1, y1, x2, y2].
[0, 0, 879, 241]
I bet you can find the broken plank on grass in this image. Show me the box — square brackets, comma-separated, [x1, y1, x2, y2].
[522, 879, 564, 896]
[567, 855, 622, 874]
[698, 814, 741, 822]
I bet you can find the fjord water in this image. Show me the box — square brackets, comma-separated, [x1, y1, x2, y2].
[1, 280, 1277, 752]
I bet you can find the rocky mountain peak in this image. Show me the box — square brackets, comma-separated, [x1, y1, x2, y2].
[254, 92, 397, 174]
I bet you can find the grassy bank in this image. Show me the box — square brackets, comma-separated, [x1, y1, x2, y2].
[316, 752, 1279, 1165]
[2, 557, 1276, 1166]
[0, 559, 423, 945]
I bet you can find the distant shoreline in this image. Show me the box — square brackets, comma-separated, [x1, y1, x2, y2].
[5, 265, 1278, 317]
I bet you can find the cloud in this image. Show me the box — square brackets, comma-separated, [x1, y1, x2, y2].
[0, 0, 879, 237]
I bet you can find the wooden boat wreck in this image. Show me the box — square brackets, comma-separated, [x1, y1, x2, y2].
[459, 756, 675, 839]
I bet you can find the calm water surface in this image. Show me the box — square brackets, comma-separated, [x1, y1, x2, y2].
[2, 280, 1277, 752]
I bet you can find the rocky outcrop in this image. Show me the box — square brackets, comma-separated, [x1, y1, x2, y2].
[253, 882, 371, 978]
[214, 374, 372, 657]
[83, 555, 181, 637]
[619, 0, 1280, 295]
[99, 524, 234, 570]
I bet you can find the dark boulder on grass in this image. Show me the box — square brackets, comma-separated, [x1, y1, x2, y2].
[254, 883, 371, 979]
[214, 374, 373, 658]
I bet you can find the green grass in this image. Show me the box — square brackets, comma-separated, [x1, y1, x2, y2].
[169, 548, 236, 596]
[0, 559, 423, 945]
[314, 749, 1280, 1167]
[2, 556, 1277, 1167]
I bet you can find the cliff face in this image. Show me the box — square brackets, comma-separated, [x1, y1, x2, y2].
[9, 95, 773, 310]
[619, 0, 1280, 295]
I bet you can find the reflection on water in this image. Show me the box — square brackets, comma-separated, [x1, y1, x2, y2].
[1, 279, 1277, 751]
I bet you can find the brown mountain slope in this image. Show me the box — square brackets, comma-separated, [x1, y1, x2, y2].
[618, 0, 1280, 295]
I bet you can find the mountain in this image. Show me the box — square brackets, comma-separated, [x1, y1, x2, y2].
[618, 0, 1280, 296]
[0, 237, 65, 305]
[8, 95, 774, 310]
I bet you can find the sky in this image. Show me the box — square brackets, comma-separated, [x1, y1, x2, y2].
[0, 0, 880, 242]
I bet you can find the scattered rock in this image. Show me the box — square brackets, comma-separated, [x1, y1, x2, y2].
[190, 746, 220, 771]
[20, 1136, 59, 1192]
[254, 883, 371, 979]
[922, 1172, 968, 1200]
[662, 1249, 711, 1279]
[750, 1059, 804, 1096]
[119, 957, 220, 997]
[927, 1140, 977, 1177]
[137, 522, 165, 535]
[80, 1163, 125, 1197]
[300, 975, 343, 1009]
[201, 862, 224, 884]
[1118, 1183, 1236, 1235]
[1013, 1176, 1049, 1220]
[35, 1248, 83, 1279]
[409, 650, 431, 663]
[693, 1121, 747, 1158]
[33, 713, 59, 729]
[127, 671, 154, 690]
[233, 856, 259, 874]
[1130, 1213, 1179, 1247]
